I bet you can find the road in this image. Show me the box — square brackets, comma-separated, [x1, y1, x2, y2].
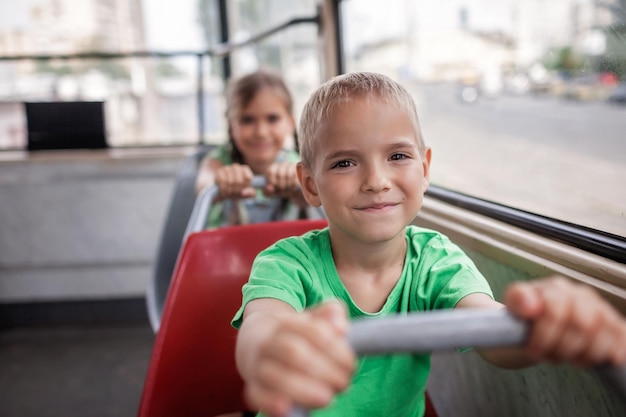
[410, 82, 626, 236]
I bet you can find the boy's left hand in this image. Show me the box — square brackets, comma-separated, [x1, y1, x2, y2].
[504, 276, 626, 368]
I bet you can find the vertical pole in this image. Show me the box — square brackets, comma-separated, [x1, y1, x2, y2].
[218, 0, 231, 80]
[318, 0, 345, 80]
[197, 53, 205, 144]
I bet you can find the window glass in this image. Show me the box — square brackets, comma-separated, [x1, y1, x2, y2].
[227, 0, 321, 124]
[342, 0, 626, 237]
[0, 0, 320, 149]
[0, 0, 223, 147]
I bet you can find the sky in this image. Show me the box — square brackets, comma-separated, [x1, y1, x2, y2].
[0, 0, 34, 30]
[342, 0, 518, 54]
[141, 0, 204, 50]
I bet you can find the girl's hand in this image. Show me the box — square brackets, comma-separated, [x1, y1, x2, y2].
[264, 161, 301, 199]
[504, 276, 626, 368]
[214, 163, 256, 200]
[244, 302, 355, 417]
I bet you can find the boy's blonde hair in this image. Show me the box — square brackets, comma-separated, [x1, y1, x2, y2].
[298, 72, 425, 168]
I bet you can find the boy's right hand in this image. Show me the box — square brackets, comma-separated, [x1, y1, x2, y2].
[244, 301, 355, 417]
[214, 163, 256, 200]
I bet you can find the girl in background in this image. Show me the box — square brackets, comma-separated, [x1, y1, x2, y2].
[195, 70, 309, 228]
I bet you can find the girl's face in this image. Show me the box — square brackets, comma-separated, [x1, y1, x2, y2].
[230, 87, 295, 173]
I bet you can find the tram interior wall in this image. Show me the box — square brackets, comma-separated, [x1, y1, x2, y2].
[0, 151, 186, 326]
[425, 248, 625, 417]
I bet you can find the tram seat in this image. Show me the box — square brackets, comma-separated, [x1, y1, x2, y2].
[137, 218, 439, 417]
[138, 219, 326, 417]
[149, 147, 210, 332]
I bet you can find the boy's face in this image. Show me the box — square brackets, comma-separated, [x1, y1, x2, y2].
[297, 96, 431, 244]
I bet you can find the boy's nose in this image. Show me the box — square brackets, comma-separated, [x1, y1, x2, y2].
[361, 164, 392, 193]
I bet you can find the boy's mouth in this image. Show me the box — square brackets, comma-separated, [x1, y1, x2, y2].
[355, 202, 399, 211]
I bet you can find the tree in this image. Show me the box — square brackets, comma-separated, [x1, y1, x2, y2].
[544, 46, 585, 76]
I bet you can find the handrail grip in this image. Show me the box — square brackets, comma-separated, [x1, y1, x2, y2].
[288, 309, 626, 416]
[184, 176, 267, 238]
[212, 16, 320, 58]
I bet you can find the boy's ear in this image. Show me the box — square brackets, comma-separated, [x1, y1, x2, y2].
[296, 163, 322, 207]
[422, 147, 432, 191]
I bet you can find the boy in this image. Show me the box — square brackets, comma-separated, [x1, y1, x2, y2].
[232, 72, 626, 417]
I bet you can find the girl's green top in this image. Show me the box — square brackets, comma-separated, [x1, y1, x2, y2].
[204, 144, 301, 229]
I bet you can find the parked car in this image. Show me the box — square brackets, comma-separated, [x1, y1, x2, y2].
[563, 73, 618, 101]
[607, 82, 626, 105]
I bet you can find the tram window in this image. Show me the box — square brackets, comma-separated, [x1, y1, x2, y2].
[341, 0, 626, 238]
[0, 0, 221, 148]
[227, 0, 321, 119]
[0, 1, 322, 150]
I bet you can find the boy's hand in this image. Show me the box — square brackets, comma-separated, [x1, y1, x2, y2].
[215, 163, 255, 200]
[264, 161, 301, 198]
[244, 301, 355, 417]
[504, 276, 626, 368]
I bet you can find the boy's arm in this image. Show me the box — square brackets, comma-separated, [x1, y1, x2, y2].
[455, 293, 536, 369]
[236, 298, 355, 416]
[456, 276, 626, 369]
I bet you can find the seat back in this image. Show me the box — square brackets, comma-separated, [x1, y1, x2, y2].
[148, 147, 211, 332]
[138, 219, 328, 417]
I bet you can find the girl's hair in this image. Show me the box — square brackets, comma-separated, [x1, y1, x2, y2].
[225, 69, 297, 163]
[298, 72, 425, 168]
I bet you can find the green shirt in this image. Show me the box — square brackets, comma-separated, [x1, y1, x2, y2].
[232, 225, 493, 417]
[205, 144, 301, 229]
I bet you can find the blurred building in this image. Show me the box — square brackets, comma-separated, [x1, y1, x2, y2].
[514, 0, 619, 66]
[346, 0, 623, 85]
[8, 0, 146, 55]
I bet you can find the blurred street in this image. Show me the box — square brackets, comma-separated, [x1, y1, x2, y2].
[412, 82, 626, 236]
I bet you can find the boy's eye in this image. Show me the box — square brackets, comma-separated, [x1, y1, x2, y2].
[390, 153, 409, 161]
[330, 160, 353, 169]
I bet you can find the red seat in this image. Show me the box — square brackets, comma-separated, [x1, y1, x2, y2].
[137, 219, 439, 417]
[138, 219, 327, 417]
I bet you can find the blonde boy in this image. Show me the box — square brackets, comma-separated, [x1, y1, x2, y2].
[233, 72, 626, 417]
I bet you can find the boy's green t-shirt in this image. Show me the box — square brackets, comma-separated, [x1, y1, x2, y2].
[205, 145, 301, 229]
[232, 225, 493, 417]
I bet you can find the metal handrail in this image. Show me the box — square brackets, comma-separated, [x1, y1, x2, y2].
[147, 174, 326, 332]
[0, 15, 319, 62]
[289, 309, 626, 416]
[426, 186, 626, 264]
[212, 16, 320, 58]
[147, 175, 266, 332]
[184, 175, 267, 238]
